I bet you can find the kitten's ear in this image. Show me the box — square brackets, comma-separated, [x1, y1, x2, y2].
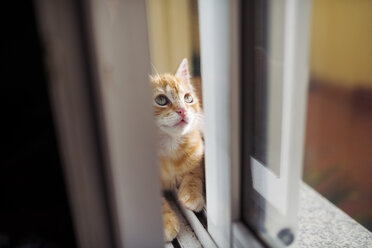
[175, 58, 191, 85]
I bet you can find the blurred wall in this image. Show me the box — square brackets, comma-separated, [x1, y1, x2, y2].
[310, 0, 372, 88]
[147, 0, 194, 74]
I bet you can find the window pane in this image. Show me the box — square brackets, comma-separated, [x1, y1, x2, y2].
[252, 0, 269, 166]
[303, 0, 372, 232]
[252, 0, 285, 177]
[241, 0, 310, 246]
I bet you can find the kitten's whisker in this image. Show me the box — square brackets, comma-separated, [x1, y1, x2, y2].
[151, 62, 160, 76]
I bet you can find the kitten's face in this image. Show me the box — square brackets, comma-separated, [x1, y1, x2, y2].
[151, 74, 201, 136]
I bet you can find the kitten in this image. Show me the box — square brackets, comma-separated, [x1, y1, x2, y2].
[150, 58, 205, 242]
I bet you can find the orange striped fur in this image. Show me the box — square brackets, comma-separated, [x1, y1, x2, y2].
[150, 59, 204, 242]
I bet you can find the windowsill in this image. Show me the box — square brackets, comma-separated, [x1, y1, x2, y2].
[298, 182, 372, 247]
[169, 182, 372, 248]
[165, 193, 205, 248]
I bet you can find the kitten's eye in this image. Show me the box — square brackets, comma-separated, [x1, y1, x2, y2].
[184, 93, 193, 103]
[155, 95, 169, 106]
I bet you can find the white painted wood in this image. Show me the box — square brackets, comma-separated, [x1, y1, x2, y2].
[198, 0, 240, 247]
[165, 243, 174, 248]
[168, 199, 203, 248]
[179, 207, 217, 248]
[251, 157, 287, 215]
[278, 1, 311, 245]
[82, 0, 164, 247]
[266, 0, 286, 177]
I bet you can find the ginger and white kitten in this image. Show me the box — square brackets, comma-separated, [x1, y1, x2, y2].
[151, 58, 205, 242]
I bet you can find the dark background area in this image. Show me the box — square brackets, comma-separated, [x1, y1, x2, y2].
[0, 1, 76, 247]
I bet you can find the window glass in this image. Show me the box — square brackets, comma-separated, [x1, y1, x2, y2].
[252, 0, 269, 166]
[252, 0, 284, 177]
[303, 0, 372, 232]
[241, 0, 311, 246]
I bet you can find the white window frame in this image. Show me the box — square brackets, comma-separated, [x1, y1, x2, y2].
[35, 0, 164, 247]
[198, 0, 241, 247]
[83, 0, 166, 247]
[37, 0, 311, 247]
[199, 0, 310, 247]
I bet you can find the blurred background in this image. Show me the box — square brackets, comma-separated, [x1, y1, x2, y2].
[146, 0, 203, 103]
[147, 0, 200, 76]
[304, 0, 372, 231]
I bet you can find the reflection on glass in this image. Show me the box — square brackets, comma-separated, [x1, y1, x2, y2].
[252, 0, 285, 177]
[303, 0, 372, 231]
[241, 0, 310, 246]
[252, 0, 268, 165]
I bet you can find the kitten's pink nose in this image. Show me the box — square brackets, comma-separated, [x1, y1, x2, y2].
[176, 108, 187, 118]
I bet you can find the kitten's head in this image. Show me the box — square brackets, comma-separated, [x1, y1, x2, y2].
[150, 58, 202, 136]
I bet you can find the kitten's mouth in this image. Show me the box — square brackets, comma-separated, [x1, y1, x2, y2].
[174, 119, 188, 127]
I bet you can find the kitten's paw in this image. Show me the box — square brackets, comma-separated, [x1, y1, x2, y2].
[178, 188, 205, 212]
[163, 211, 180, 242]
